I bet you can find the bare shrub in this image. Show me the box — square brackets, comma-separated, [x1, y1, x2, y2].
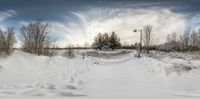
[62, 45, 75, 58]
[20, 20, 55, 56]
[62, 49, 75, 58]
[165, 64, 196, 75]
[42, 44, 58, 57]
[43, 49, 58, 57]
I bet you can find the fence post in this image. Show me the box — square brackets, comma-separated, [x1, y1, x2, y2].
[83, 52, 85, 59]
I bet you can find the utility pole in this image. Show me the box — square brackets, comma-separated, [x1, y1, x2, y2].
[82, 52, 85, 59]
[139, 30, 142, 53]
[134, 29, 142, 58]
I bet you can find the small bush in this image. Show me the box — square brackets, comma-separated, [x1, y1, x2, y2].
[62, 49, 75, 58]
[43, 49, 58, 57]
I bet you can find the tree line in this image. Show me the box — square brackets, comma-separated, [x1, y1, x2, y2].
[0, 21, 158, 56]
[160, 28, 200, 52]
[1, 19, 200, 57]
[0, 20, 56, 57]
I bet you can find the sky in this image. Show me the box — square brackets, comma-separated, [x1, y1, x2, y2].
[0, 0, 200, 47]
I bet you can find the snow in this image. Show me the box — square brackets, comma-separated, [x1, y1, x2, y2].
[0, 50, 91, 97]
[0, 50, 200, 98]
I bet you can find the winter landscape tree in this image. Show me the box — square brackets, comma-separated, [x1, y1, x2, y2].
[143, 25, 153, 54]
[158, 28, 200, 51]
[92, 33, 103, 50]
[92, 32, 121, 50]
[190, 31, 198, 47]
[179, 28, 190, 50]
[166, 32, 177, 43]
[20, 20, 54, 55]
[109, 32, 121, 50]
[0, 27, 15, 56]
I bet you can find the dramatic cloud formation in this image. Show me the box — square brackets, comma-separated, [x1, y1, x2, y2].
[1, 1, 200, 48]
[51, 7, 192, 47]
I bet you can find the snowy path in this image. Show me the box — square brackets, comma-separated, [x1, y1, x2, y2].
[0, 51, 91, 97]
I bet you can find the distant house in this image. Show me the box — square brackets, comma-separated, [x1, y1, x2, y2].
[92, 44, 111, 51]
[157, 42, 182, 51]
[101, 45, 110, 51]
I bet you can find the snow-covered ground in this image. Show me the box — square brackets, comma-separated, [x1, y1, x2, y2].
[0, 50, 200, 98]
[0, 50, 91, 97]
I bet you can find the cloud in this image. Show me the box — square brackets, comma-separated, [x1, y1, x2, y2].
[0, 10, 17, 22]
[0, 10, 18, 47]
[88, 7, 189, 44]
[0, 10, 17, 31]
[50, 21, 88, 47]
[52, 7, 190, 47]
[13, 6, 200, 48]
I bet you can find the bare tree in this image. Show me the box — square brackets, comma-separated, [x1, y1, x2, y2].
[179, 28, 190, 49]
[84, 42, 89, 48]
[143, 25, 153, 54]
[171, 32, 177, 42]
[6, 27, 16, 53]
[0, 29, 6, 55]
[20, 20, 53, 55]
[197, 29, 200, 48]
[190, 31, 198, 47]
[0, 27, 15, 56]
[166, 32, 177, 43]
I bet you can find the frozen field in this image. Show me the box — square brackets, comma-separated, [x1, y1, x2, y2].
[0, 50, 200, 99]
